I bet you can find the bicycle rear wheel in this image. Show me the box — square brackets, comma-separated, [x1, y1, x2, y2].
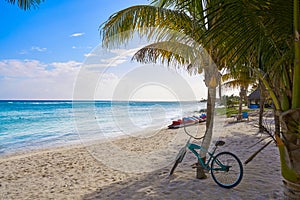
[211, 152, 243, 188]
[169, 147, 186, 175]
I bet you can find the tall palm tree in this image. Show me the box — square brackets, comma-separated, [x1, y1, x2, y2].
[132, 40, 220, 179]
[5, 0, 44, 10]
[202, 0, 300, 197]
[222, 63, 256, 118]
[100, 0, 222, 178]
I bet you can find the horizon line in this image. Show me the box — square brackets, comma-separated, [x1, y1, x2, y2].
[0, 99, 206, 102]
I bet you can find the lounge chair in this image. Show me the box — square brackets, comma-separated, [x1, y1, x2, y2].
[232, 112, 249, 122]
[242, 112, 249, 121]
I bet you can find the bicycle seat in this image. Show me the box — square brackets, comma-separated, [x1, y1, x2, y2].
[215, 140, 225, 146]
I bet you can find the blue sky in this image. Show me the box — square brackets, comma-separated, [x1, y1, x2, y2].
[0, 0, 150, 63]
[0, 0, 210, 100]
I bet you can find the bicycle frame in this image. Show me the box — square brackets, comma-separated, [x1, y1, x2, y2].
[181, 124, 230, 172]
[171, 124, 243, 188]
[186, 138, 219, 171]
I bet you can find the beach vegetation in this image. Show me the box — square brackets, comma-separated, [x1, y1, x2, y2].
[202, 0, 300, 197]
[215, 105, 251, 118]
[219, 95, 240, 108]
[100, 0, 300, 196]
[222, 65, 256, 116]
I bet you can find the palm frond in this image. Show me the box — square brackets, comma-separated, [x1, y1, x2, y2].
[222, 79, 252, 89]
[203, 0, 294, 69]
[151, 0, 206, 21]
[100, 5, 205, 49]
[6, 0, 43, 10]
[132, 41, 209, 74]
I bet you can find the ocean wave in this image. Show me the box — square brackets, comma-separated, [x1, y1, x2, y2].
[0, 100, 206, 155]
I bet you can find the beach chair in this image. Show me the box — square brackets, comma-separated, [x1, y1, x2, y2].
[234, 112, 249, 122]
[242, 112, 249, 121]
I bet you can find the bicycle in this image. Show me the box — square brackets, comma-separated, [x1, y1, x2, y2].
[169, 124, 243, 189]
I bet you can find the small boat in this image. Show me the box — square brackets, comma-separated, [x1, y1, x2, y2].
[168, 114, 206, 129]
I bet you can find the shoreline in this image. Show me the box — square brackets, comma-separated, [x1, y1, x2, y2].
[0, 115, 283, 199]
[0, 100, 205, 157]
[0, 125, 175, 159]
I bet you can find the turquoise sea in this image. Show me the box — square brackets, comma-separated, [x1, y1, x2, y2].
[0, 100, 205, 156]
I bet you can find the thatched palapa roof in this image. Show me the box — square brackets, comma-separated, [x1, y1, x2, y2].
[248, 89, 260, 100]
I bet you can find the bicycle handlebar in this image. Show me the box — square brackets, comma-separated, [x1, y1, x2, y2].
[182, 119, 205, 140]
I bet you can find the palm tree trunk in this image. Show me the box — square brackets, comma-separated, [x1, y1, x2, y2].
[279, 0, 300, 198]
[197, 62, 220, 178]
[283, 179, 300, 199]
[202, 87, 216, 156]
[259, 82, 265, 132]
[218, 77, 222, 104]
[274, 110, 281, 137]
[280, 109, 300, 199]
[292, 0, 300, 109]
[238, 87, 243, 119]
[243, 88, 248, 108]
[197, 86, 216, 179]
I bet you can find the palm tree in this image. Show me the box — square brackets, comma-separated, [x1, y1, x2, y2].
[100, 0, 222, 178]
[222, 63, 256, 119]
[132, 41, 220, 179]
[5, 0, 44, 10]
[202, 0, 300, 198]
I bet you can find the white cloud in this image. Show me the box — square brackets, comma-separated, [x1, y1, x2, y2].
[0, 44, 208, 101]
[18, 46, 47, 55]
[51, 61, 81, 69]
[70, 32, 85, 37]
[93, 73, 120, 100]
[0, 59, 82, 99]
[73, 46, 91, 49]
[110, 48, 139, 56]
[100, 56, 127, 66]
[0, 59, 207, 100]
[83, 47, 141, 69]
[84, 53, 97, 57]
[83, 63, 109, 69]
[31, 46, 47, 52]
[19, 50, 28, 55]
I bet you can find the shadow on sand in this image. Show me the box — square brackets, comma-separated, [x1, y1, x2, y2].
[83, 129, 283, 200]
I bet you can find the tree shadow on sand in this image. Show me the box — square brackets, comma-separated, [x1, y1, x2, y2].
[83, 130, 283, 200]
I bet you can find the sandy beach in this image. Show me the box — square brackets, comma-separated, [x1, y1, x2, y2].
[0, 115, 283, 199]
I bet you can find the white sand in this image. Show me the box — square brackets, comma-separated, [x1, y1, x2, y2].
[0, 116, 283, 199]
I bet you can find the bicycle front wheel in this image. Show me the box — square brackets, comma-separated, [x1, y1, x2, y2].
[169, 147, 186, 175]
[211, 152, 243, 188]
